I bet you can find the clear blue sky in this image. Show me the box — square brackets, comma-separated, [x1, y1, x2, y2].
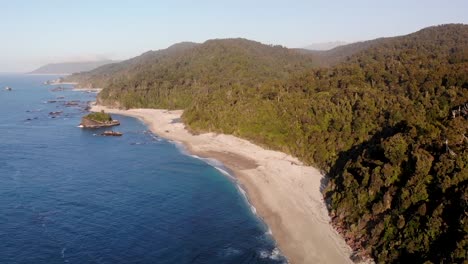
[1, 0, 467, 72]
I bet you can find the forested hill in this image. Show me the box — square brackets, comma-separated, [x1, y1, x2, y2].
[68, 42, 199, 90]
[67, 24, 468, 263]
[67, 39, 317, 108]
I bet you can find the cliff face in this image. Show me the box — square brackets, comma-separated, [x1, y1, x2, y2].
[80, 117, 120, 128]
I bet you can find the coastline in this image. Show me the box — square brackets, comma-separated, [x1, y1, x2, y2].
[91, 104, 353, 264]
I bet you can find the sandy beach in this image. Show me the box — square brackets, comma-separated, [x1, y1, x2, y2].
[91, 105, 353, 264]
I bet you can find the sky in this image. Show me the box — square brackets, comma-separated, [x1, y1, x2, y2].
[1, 0, 467, 72]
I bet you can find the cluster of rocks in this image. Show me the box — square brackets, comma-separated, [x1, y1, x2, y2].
[50, 86, 70, 92]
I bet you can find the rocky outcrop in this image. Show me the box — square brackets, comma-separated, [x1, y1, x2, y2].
[80, 117, 120, 128]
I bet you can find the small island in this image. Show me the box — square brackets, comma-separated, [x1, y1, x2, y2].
[80, 111, 120, 128]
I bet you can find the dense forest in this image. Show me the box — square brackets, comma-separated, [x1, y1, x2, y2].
[67, 24, 468, 263]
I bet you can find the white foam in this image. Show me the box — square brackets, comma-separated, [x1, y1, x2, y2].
[166, 130, 280, 255]
[190, 154, 201, 160]
[173, 142, 237, 181]
[222, 247, 242, 257]
[151, 135, 162, 142]
[171, 140, 190, 155]
[250, 205, 257, 214]
[236, 185, 258, 215]
[259, 247, 283, 261]
[203, 158, 224, 168]
[171, 139, 263, 219]
[270, 248, 281, 260]
[214, 167, 236, 180]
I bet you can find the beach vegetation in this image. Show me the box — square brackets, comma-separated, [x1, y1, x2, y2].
[84, 111, 113, 123]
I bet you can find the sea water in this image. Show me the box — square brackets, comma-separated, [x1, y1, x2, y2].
[0, 74, 286, 264]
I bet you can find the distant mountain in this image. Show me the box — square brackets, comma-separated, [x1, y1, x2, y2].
[303, 41, 348, 51]
[300, 39, 384, 67]
[29, 60, 117, 75]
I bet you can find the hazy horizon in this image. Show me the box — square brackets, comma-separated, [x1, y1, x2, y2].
[1, 0, 467, 72]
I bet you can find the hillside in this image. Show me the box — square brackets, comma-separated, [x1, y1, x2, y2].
[67, 42, 199, 91]
[67, 39, 317, 108]
[67, 24, 468, 263]
[30, 60, 117, 74]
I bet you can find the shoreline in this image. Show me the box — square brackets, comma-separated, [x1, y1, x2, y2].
[91, 104, 353, 264]
[173, 143, 267, 229]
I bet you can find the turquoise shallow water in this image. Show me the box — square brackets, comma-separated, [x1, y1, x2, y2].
[0, 74, 286, 264]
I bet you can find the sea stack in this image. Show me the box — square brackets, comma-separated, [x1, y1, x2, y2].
[80, 110, 120, 128]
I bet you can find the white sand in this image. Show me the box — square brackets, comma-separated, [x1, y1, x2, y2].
[91, 105, 353, 264]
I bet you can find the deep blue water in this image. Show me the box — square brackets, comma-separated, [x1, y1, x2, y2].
[0, 74, 285, 264]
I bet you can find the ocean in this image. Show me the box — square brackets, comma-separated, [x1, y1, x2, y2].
[0, 74, 286, 264]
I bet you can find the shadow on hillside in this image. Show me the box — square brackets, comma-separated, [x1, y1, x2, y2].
[321, 121, 410, 203]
